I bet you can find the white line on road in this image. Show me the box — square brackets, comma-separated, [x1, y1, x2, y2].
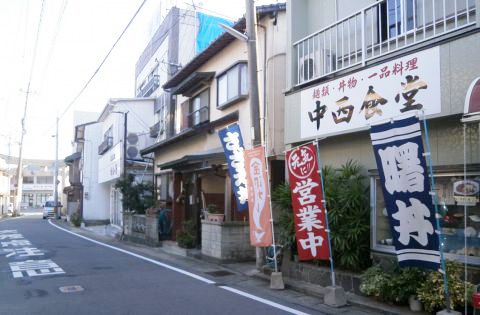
[49, 220, 311, 315]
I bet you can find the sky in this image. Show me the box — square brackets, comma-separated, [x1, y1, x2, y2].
[0, 0, 278, 161]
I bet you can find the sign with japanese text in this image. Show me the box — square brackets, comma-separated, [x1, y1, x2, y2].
[244, 146, 273, 247]
[301, 47, 441, 139]
[370, 116, 440, 269]
[286, 143, 330, 261]
[218, 124, 248, 212]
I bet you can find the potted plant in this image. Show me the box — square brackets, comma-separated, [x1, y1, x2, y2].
[206, 204, 224, 222]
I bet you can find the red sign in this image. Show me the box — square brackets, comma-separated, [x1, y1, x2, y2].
[286, 143, 330, 261]
[244, 146, 273, 247]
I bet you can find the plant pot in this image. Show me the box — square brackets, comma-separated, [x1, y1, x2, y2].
[408, 295, 423, 312]
[207, 213, 224, 222]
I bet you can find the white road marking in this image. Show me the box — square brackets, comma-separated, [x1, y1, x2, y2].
[220, 286, 311, 315]
[49, 220, 310, 315]
[9, 259, 65, 278]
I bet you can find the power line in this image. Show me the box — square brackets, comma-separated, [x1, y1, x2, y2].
[57, 0, 148, 121]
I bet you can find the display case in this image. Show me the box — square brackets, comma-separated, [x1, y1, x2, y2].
[371, 166, 480, 264]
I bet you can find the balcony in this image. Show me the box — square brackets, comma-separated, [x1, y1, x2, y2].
[139, 75, 160, 97]
[98, 137, 113, 155]
[188, 106, 209, 129]
[294, 0, 476, 85]
[149, 121, 164, 138]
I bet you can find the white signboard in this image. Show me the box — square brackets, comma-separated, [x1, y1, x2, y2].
[98, 143, 121, 183]
[300, 47, 441, 139]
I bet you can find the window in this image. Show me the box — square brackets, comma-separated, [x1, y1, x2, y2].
[157, 173, 173, 202]
[37, 176, 53, 184]
[217, 62, 248, 108]
[23, 176, 34, 184]
[191, 90, 209, 126]
[371, 170, 480, 264]
[386, 0, 415, 37]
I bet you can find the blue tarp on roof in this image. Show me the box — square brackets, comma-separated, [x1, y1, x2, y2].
[196, 12, 233, 54]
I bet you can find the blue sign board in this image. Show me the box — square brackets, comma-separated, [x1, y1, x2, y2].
[218, 124, 248, 212]
[370, 116, 440, 269]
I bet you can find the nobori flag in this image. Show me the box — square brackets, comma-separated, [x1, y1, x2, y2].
[370, 115, 440, 269]
[218, 124, 248, 212]
[286, 143, 330, 261]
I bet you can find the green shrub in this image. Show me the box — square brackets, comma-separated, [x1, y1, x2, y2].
[70, 211, 81, 227]
[271, 160, 371, 272]
[176, 220, 196, 248]
[271, 182, 296, 255]
[360, 265, 427, 305]
[114, 175, 154, 214]
[323, 160, 371, 272]
[417, 260, 475, 313]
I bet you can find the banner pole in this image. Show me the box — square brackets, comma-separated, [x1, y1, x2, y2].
[421, 113, 451, 311]
[263, 144, 279, 273]
[314, 140, 336, 287]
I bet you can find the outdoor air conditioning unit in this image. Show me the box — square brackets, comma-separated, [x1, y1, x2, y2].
[298, 52, 317, 83]
[298, 50, 336, 83]
[126, 133, 147, 161]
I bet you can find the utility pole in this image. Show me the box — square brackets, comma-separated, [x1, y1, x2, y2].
[246, 0, 261, 148]
[245, 0, 264, 269]
[14, 86, 35, 216]
[54, 117, 60, 219]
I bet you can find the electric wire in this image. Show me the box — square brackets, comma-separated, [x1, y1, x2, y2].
[56, 0, 148, 122]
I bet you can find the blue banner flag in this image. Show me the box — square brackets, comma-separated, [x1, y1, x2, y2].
[218, 124, 248, 212]
[370, 116, 440, 269]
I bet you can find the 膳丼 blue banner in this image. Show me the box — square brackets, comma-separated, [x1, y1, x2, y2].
[370, 116, 440, 269]
[218, 124, 248, 212]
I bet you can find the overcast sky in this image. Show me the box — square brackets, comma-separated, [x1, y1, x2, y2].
[0, 0, 277, 161]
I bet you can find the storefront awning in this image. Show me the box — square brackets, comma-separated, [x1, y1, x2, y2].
[158, 149, 225, 170]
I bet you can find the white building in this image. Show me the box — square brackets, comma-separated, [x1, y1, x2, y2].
[96, 98, 155, 228]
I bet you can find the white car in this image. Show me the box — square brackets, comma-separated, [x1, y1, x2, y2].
[43, 201, 56, 219]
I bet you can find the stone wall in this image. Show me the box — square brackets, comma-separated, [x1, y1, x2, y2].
[281, 257, 362, 295]
[123, 213, 160, 246]
[201, 220, 255, 262]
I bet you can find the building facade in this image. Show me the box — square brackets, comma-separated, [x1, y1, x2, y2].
[141, 4, 287, 259]
[285, 0, 480, 265]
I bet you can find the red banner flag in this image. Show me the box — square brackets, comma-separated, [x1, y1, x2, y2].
[244, 146, 273, 247]
[286, 143, 330, 261]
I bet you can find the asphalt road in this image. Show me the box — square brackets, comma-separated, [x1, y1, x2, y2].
[0, 216, 319, 315]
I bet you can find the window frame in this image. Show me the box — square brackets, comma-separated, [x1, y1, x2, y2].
[370, 169, 480, 265]
[216, 61, 248, 109]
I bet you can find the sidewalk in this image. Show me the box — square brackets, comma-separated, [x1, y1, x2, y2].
[56, 220, 428, 315]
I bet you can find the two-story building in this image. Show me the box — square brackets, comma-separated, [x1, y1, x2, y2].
[285, 0, 479, 267]
[141, 3, 287, 260]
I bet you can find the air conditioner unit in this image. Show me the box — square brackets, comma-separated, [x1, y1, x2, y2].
[126, 133, 147, 161]
[298, 50, 336, 83]
[298, 52, 317, 83]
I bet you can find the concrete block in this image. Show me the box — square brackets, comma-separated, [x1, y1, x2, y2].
[270, 272, 285, 290]
[436, 310, 461, 315]
[324, 286, 347, 307]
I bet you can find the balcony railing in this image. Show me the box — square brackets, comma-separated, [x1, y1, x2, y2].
[188, 106, 209, 128]
[140, 75, 160, 97]
[98, 137, 113, 155]
[294, 0, 476, 85]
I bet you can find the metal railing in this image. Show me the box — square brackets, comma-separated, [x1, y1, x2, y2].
[98, 137, 113, 155]
[188, 106, 209, 128]
[294, 0, 476, 85]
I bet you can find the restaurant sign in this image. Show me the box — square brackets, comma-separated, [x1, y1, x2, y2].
[300, 47, 441, 139]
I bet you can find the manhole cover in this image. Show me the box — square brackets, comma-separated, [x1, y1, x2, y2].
[205, 270, 234, 277]
[59, 285, 84, 293]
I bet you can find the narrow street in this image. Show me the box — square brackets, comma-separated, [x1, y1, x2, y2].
[0, 215, 321, 315]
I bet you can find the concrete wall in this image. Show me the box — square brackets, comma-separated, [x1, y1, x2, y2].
[201, 221, 255, 261]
